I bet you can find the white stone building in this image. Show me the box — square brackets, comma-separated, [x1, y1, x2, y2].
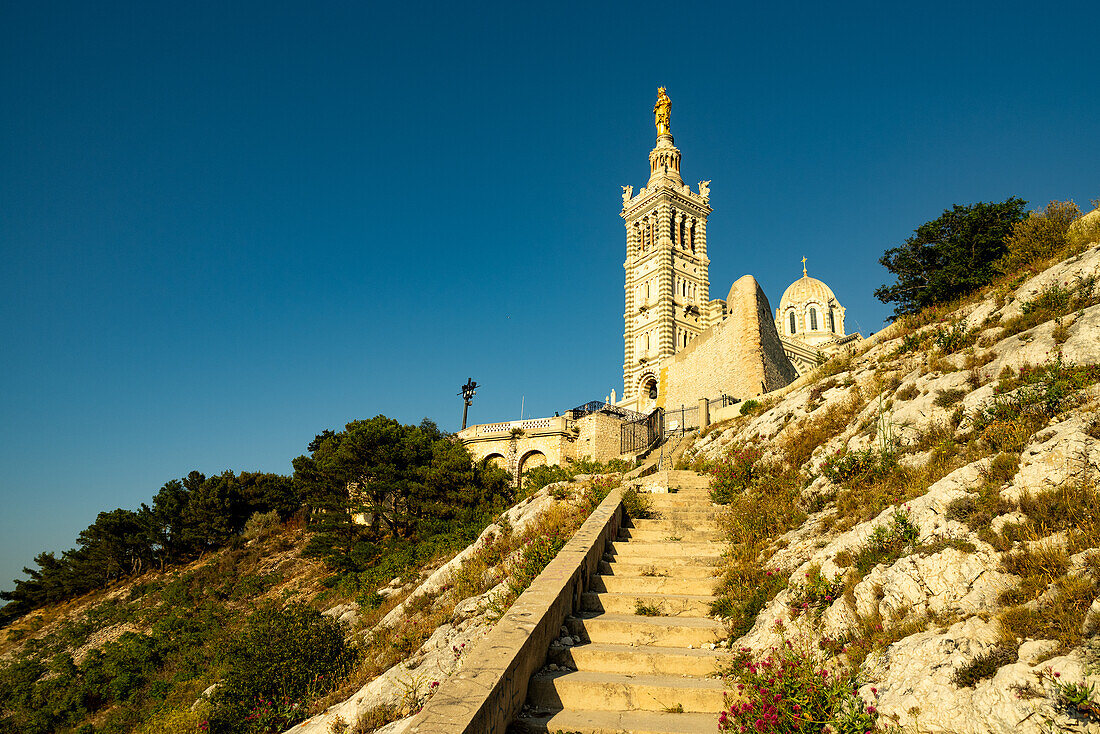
[774, 259, 862, 375]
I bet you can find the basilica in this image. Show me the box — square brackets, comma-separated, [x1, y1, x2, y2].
[459, 89, 861, 478]
[615, 88, 860, 412]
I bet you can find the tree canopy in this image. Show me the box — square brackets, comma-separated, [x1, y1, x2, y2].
[875, 198, 1028, 319]
[292, 416, 510, 574]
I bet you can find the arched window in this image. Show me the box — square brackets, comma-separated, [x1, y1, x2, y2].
[829, 310, 836, 333]
[789, 311, 796, 334]
[810, 307, 818, 331]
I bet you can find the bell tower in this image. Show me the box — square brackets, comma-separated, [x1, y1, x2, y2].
[620, 88, 714, 410]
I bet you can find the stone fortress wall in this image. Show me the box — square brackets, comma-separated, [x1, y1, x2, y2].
[658, 274, 798, 411]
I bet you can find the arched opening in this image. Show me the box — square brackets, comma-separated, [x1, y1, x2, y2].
[789, 311, 797, 334]
[484, 453, 507, 471]
[809, 307, 818, 331]
[518, 450, 547, 477]
[829, 309, 836, 333]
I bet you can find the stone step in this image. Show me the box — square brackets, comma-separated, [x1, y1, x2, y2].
[581, 591, 715, 617]
[607, 541, 723, 558]
[514, 708, 719, 734]
[599, 559, 720, 577]
[645, 496, 717, 508]
[628, 518, 720, 533]
[618, 527, 721, 542]
[567, 612, 724, 647]
[590, 574, 718, 595]
[526, 669, 726, 713]
[552, 641, 730, 677]
[649, 508, 723, 521]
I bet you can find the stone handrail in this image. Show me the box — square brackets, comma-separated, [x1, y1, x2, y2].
[406, 488, 624, 733]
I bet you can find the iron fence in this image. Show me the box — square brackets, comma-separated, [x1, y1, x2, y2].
[621, 408, 663, 455]
[662, 404, 699, 433]
[568, 400, 646, 422]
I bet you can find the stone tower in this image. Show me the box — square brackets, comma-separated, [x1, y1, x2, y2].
[620, 88, 716, 409]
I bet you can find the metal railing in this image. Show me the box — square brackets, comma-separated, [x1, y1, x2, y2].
[621, 408, 663, 455]
[662, 404, 699, 433]
[569, 400, 646, 422]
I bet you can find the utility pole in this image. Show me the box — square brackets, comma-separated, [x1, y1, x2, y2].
[459, 378, 478, 430]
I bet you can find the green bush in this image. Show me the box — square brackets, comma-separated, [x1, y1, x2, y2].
[952, 644, 1017, 687]
[847, 510, 920, 576]
[620, 486, 652, 519]
[207, 603, 358, 734]
[242, 510, 281, 539]
[739, 399, 760, 416]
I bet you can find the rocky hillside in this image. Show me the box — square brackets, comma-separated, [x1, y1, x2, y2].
[683, 241, 1100, 732]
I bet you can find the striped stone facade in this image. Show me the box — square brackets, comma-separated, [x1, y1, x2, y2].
[620, 130, 726, 412]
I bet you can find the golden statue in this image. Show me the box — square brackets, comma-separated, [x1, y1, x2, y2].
[654, 87, 671, 136]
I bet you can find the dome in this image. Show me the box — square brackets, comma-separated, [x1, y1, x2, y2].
[778, 274, 837, 313]
[775, 261, 847, 344]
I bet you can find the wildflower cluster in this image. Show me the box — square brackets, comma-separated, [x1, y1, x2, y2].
[788, 567, 844, 620]
[719, 642, 878, 733]
[711, 444, 765, 504]
[242, 696, 305, 730]
[820, 448, 896, 487]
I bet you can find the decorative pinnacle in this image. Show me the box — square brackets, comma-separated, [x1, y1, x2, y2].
[802, 256, 808, 277]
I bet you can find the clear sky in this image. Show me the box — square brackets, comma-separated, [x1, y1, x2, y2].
[2, 1, 1098, 593]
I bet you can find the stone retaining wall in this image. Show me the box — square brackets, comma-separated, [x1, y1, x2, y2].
[406, 488, 624, 733]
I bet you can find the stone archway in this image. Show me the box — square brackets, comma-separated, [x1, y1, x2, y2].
[517, 450, 548, 478]
[484, 453, 508, 471]
[638, 372, 658, 412]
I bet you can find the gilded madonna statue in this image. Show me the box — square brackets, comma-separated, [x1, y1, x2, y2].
[654, 87, 671, 136]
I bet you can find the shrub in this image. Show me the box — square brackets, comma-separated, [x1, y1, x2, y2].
[999, 574, 1098, 650]
[934, 321, 976, 354]
[1066, 201, 1100, 249]
[788, 566, 844, 620]
[895, 331, 926, 355]
[821, 448, 896, 488]
[998, 200, 1082, 273]
[739, 399, 760, 416]
[710, 445, 765, 504]
[953, 644, 1018, 687]
[848, 509, 920, 576]
[243, 510, 281, 540]
[719, 641, 879, 733]
[934, 388, 967, 408]
[896, 384, 920, 401]
[620, 486, 652, 520]
[1001, 276, 1100, 337]
[207, 603, 358, 734]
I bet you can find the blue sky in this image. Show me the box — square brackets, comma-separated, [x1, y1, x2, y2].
[1, 1, 1097, 593]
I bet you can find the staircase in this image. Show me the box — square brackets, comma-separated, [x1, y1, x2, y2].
[514, 470, 730, 733]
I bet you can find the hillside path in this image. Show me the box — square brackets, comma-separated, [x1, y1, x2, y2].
[514, 469, 730, 733]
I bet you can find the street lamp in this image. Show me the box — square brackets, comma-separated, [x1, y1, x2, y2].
[459, 378, 478, 430]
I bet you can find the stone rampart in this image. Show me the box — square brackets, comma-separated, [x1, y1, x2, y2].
[406, 488, 623, 733]
[659, 274, 797, 409]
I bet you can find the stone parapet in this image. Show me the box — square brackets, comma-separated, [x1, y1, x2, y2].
[406, 488, 624, 734]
